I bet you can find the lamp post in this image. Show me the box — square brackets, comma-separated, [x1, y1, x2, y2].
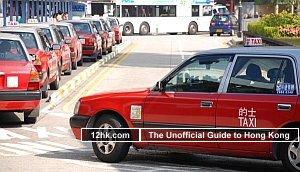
[237, 0, 243, 38]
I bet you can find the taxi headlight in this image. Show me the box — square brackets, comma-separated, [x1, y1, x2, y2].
[74, 100, 81, 115]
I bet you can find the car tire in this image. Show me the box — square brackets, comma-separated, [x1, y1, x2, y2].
[116, 40, 120, 44]
[24, 105, 40, 124]
[72, 55, 78, 70]
[188, 22, 197, 35]
[140, 22, 149, 35]
[77, 54, 83, 66]
[92, 114, 131, 163]
[123, 22, 134, 36]
[92, 58, 97, 62]
[217, 33, 221, 36]
[281, 134, 300, 172]
[50, 69, 60, 90]
[41, 76, 49, 99]
[209, 33, 213, 36]
[64, 61, 72, 75]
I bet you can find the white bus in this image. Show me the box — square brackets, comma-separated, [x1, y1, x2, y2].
[114, 0, 229, 35]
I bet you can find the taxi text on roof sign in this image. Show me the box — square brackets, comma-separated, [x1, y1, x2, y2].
[6, 21, 19, 27]
[27, 19, 39, 24]
[244, 37, 263, 47]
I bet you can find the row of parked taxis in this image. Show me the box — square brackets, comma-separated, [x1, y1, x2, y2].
[0, 17, 123, 124]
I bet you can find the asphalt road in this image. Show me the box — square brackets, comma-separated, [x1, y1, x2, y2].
[0, 34, 287, 172]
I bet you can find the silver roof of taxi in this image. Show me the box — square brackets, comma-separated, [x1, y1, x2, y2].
[198, 47, 300, 57]
[0, 33, 23, 40]
[20, 23, 56, 28]
[0, 26, 41, 33]
[49, 21, 72, 27]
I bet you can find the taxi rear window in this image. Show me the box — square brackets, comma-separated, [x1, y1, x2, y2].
[72, 23, 92, 34]
[2, 32, 38, 49]
[41, 28, 53, 42]
[57, 25, 71, 38]
[212, 15, 229, 22]
[0, 39, 27, 61]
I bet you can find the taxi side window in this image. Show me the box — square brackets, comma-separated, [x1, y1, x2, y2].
[227, 56, 296, 95]
[38, 32, 51, 51]
[165, 55, 230, 92]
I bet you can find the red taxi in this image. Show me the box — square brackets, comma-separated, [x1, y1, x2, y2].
[22, 23, 73, 76]
[100, 17, 116, 46]
[81, 18, 113, 55]
[53, 22, 83, 70]
[0, 27, 61, 98]
[108, 17, 122, 44]
[0, 33, 41, 124]
[70, 47, 300, 172]
[67, 20, 102, 62]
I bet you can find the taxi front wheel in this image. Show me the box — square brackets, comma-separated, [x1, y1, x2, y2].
[92, 115, 131, 163]
[281, 135, 300, 172]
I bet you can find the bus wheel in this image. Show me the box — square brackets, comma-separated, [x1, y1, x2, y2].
[140, 22, 149, 35]
[188, 22, 197, 35]
[123, 22, 134, 36]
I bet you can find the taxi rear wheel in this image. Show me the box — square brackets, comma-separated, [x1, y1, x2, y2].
[24, 106, 39, 124]
[92, 115, 131, 163]
[41, 77, 49, 99]
[50, 68, 60, 90]
[282, 135, 300, 172]
[77, 55, 83, 66]
[64, 61, 72, 75]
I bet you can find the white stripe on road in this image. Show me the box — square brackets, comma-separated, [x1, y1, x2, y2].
[21, 127, 67, 138]
[0, 128, 29, 140]
[0, 145, 30, 156]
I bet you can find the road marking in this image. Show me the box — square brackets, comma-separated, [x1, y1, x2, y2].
[0, 129, 29, 140]
[0, 145, 30, 156]
[21, 127, 67, 138]
[62, 43, 136, 112]
[84, 45, 136, 96]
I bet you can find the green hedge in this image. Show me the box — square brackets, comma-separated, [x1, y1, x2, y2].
[248, 22, 280, 38]
[247, 11, 300, 38]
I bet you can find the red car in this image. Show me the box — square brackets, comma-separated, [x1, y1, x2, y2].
[0, 27, 61, 99]
[81, 18, 113, 55]
[54, 22, 83, 70]
[0, 33, 41, 123]
[67, 20, 102, 62]
[71, 47, 300, 172]
[108, 17, 122, 44]
[23, 23, 73, 76]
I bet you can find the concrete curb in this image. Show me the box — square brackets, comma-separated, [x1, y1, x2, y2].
[41, 40, 131, 113]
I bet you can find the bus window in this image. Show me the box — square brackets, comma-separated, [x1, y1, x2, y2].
[159, 5, 176, 17]
[203, 5, 212, 16]
[192, 5, 199, 17]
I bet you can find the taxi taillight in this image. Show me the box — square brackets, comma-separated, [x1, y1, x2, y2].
[27, 69, 40, 91]
[86, 35, 96, 46]
[33, 56, 42, 72]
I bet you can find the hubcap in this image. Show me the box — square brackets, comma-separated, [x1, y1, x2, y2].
[190, 25, 196, 33]
[142, 25, 148, 33]
[125, 26, 131, 33]
[288, 137, 300, 170]
[96, 123, 116, 155]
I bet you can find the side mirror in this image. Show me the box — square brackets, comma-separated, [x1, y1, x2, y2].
[65, 39, 72, 44]
[29, 54, 36, 61]
[155, 81, 164, 92]
[52, 44, 61, 50]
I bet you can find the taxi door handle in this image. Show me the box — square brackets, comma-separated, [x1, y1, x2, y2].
[277, 104, 292, 111]
[200, 101, 213, 108]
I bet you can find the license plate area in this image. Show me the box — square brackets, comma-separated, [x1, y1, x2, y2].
[216, 29, 223, 33]
[6, 76, 18, 88]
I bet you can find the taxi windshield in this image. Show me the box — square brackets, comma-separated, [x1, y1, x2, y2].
[212, 15, 229, 22]
[0, 39, 27, 61]
[2, 32, 38, 49]
[109, 18, 118, 27]
[57, 25, 71, 38]
[72, 23, 92, 34]
[41, 28, 53, 42]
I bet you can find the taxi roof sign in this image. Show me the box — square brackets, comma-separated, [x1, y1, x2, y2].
[244, 37, 263, 47]
[27, 19, 39, 24]
[6, 21, 19, 27]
